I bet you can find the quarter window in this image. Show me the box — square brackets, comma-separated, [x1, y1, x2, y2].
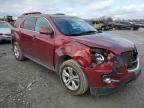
[22, 17, 37, 31]
[35, 17, 52, 32]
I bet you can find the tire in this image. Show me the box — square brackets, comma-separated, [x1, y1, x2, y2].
[114, 26, 119, 30]
[133, 27, 139, 31]
[12, 42, 25, 61]
[101, 27, 105, 31]
[113, 27, 116, 30]
[59, 59, 88, 95]
[130, 27, 134, 31]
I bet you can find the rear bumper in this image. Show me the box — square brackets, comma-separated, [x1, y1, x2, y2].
[90, 68, 141, 95]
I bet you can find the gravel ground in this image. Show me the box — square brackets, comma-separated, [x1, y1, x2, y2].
[0, 30, 144, 108]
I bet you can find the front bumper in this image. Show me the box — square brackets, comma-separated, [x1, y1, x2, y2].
[0, 35, 11, 42]
[83, 57, 141, 95]
[90, 67, 141, 95]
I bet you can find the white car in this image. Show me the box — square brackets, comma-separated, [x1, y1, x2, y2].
[0, 21, 11, 42]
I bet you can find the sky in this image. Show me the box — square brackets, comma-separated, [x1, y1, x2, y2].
[0, 0, 144, 19]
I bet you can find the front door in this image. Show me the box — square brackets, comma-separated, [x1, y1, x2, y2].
[34, 17, 55, 69]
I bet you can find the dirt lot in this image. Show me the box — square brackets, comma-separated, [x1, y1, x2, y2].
[0, 30, 144, 108]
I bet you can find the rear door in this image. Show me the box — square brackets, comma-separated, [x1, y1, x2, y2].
[33, 17, 55, 69]
[20, 17, 37, 57]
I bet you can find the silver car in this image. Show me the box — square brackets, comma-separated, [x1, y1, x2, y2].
[0, 21, 11, 42]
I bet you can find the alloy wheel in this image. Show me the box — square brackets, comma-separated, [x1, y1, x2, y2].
[62, 66, 80, 91]
[13, 44, 20, 58]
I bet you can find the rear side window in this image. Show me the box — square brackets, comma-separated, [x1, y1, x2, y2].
[35, 17, 52, 32]
[15, 17, 25, 28]
[21, 17, 37, 31]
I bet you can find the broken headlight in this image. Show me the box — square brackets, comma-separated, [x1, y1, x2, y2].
[91, 48, 112, 64]
[93, 53, 105, 64]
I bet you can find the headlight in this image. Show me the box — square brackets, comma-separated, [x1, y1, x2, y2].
[91, 48, 112, 65]
[94, 53, 104, 64]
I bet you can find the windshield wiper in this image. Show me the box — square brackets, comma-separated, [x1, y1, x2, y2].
[79, 31, 97, 35]
[65, 31, 97, 36]
[65, 33, 80, 36]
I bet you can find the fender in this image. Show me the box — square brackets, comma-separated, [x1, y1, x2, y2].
[55, 42, 91, 68]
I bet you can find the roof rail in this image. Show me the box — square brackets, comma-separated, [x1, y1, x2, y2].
[22, 12, 42, 16]
[53, 13, 65, 15]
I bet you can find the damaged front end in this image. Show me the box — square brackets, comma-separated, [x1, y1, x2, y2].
[83, 47, 141, 95]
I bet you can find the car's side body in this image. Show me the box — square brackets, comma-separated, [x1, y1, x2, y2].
[12, 14, 91, 71]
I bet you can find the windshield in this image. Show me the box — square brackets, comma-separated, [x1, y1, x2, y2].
[0, 22, 11, 28]
[53, 17, 97, 36]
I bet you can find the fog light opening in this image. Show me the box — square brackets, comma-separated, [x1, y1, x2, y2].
[102, 75, 120, 84]
[102, 75, 112, 84]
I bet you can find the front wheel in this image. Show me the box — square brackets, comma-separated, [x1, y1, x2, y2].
[12, 42, 25, 61]
[59, 60, 88, 95]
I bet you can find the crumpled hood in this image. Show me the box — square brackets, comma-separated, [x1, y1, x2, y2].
[0, 28, 11, 34]
[72, 33, 135, 54]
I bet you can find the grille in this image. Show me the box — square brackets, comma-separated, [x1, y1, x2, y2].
[121, 49, 138, 69]
[5, 34, 11, 36]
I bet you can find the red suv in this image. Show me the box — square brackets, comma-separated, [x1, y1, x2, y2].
[11, 12, 141, 95]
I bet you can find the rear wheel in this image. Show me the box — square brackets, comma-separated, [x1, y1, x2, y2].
[13, 42, 25, 61]
[130, 27, 134, 31]
[113, 26, 118, 30]
[101, 26, 105, 31]
[133, 27, 139, 31]
[59, 60, 88, 95]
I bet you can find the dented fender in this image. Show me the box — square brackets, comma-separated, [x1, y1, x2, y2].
[55, 41, 91, 68]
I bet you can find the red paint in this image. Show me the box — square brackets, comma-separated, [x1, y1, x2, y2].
[11, 14, 141, 91]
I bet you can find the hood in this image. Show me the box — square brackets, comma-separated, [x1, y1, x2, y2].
[0, 28, 11, 34]
[72, 33, 135, 54]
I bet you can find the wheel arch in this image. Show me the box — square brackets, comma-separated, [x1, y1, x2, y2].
[56, 55, 72, 74]
[11, 31, 21, 43]
[55, 42, 91, 73]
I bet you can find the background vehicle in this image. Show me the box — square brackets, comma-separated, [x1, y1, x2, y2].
[92, 21, 113, 30]
[0, 21, 12, 42]
[113, 21, 139, 30]
[139, 22, 144, 28]
[86, 19, 113, 31]
[11, 12, 141, 95]
[132, 21, 144, 28]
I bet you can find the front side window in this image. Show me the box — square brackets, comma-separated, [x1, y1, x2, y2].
[35, 17, 52, 32]
[22, 17, 37, 31]
[53, 17, 97, 36]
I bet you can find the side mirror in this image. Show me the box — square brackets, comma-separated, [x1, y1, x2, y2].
[39, 28, 53, 35]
